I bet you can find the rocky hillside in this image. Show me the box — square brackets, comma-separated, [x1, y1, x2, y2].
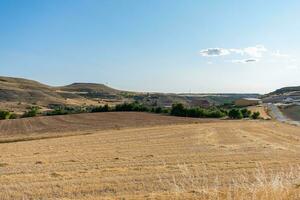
[263, 86, 300, 103]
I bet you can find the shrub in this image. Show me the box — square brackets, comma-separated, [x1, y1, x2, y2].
[0, 110, 11, 120]
[115, 102, 149, 112]
[22, 107, 39, 118]
[228, 109, 243, 119]
[47, 108, 68, 116]
[9, 113, 18, 119]
[91, 104, 110, 112]
[252, 111, 260, 119]
[241, 108, 252, 118]
[186, 108, 202, 118]
[154, 107, 162, 113]
[206, 110, 226, 118]
[170, 103, 186, 117]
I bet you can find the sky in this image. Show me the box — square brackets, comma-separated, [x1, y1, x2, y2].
[0, 0, 300, 94]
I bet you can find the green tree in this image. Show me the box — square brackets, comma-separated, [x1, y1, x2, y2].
[9, 113, 17, 119]
[228, 109, 243, 119]
[170, 103, 186, 117]
[241, 108, 252, 118]
[252, 111, 260, 119]
[22, 107, 39, 118]
[0, 111, 11, 120]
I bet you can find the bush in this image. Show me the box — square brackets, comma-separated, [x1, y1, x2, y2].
[0, 110, 11, 120]
[252, 111, 260, 119]
[91, 104, 110, 112]
[22, 107, 39, 118]
[47, 108, 68, 116]
[115, 102, 149, 112]
[170, 103, 186, 117]
[186, 108, 202, 118]
[9, 113, 18, 119]
[241, 108, 252, 118]
[154, 107, 162, 113]
[171, 104, 226, 118]
[228, 109, 243, 119]
[206, 110, 226, 118]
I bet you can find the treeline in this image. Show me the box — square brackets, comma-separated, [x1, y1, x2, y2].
[170, 103, 226, 118]
[91, 102, 169, 113]
[90, 102, 260, 119]
[0, 102, 260, 120]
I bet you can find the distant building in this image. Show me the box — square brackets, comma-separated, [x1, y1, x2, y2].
[234, 98, 262, 107]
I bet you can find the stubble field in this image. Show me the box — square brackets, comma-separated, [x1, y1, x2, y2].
[0, 112, 299, 199]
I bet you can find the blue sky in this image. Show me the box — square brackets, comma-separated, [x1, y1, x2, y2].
[0, 0, 300, 93]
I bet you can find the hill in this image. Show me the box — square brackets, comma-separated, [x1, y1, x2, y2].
[58, 82, 120, 95]
[0, 76, 260, 112]
[263, 86, 300, 103]
[0, 77, 115, 111]
[268, 86, 300, 95]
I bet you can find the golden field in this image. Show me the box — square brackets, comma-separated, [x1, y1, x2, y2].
[0, 112, 299, 199]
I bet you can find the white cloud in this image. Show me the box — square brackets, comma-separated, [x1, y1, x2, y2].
[199, 48, 230, 57]
[199, 45, 267, 58]
[243, 45, 267, 57]
[231, 58, 259, 64]
[271, 50, 290, 58]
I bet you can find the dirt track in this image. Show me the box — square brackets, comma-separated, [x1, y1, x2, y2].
[0, 113, 299, 199]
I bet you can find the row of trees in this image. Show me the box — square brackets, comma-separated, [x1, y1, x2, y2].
[91, 102, 169, 113]
[90, 103, 260, 120]
[0, 102, 260, 120]
[170, 103, 227, 118]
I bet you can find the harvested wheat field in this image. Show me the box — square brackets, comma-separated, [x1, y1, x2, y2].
[0, 112, 213, 143]
[0, 112, 300, 200]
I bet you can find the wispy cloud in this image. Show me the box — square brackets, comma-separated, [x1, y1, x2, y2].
[271, 50, 290, 58]
[231, 58, 259, 64]
[199, 45, 267, 58]
[241, 45, 267, 57]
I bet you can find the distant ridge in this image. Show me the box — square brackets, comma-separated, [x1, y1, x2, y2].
[262, 86, 300, 103]
[0, 76, 262, 111]
[268, 86, 300, 95]
[0, 76, 120, 111]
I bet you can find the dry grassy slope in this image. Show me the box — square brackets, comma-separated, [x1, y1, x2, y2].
[0, 112, 299, 199]
[57, 83, 120, 94]
[0, 76, 63, 103]
[0, 77, 121, 111]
